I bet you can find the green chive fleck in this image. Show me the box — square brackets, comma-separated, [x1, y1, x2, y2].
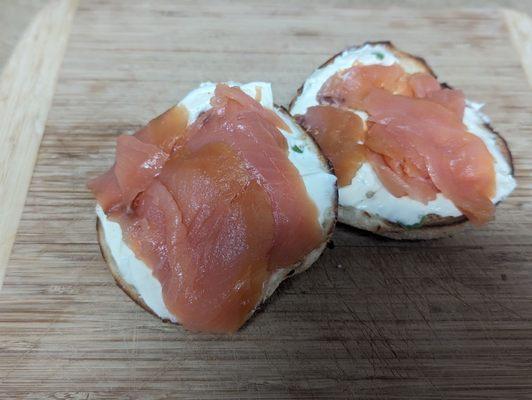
[373, 51, 385, 60]
[291, 145, 303, 153]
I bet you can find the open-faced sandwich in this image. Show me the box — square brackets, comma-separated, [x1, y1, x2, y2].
[290, 41, 516, 240]
[88, 82, 337, 333]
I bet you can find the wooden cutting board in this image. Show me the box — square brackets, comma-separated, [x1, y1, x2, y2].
[1, 1, 532, 398]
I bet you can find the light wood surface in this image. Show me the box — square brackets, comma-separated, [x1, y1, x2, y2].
[505, 9, 532, 85]
[0, 0, 48, 69]
[0, 0, 77, 288]
[1, 2, 532, 398]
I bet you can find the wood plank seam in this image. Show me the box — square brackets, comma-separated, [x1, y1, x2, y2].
[0, 0, 78, 290]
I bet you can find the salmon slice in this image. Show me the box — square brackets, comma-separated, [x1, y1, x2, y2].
[213, 84, 291, 134]
[427, 88, 465, 120]
[408, 73, 465, 118]
[89, 84, 325, 332]
[367, 149, 439, 203]
[88, 135, 168, 213]
[317, 63, 464, 117]
[408, 72, 441, 98]
[135, 105, 189, 153]
[88, 169, 122, 214]
[186, 85, 322, 267]
[363, 88, 495, 224]
[113, 135, 168, 207]
[156, 143, 274, 333]
[88, 106, 188, 213]
[298, 105, 366, 187]
[318, 64, 406, 109]
[119, 179, 187, 281]
[365, 122, 439, 203]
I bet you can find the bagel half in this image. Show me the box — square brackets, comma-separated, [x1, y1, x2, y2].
[290, 41, 515, 240]
[96, 82, 338, 328]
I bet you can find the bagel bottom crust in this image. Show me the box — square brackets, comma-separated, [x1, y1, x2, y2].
[338, 206, 468, 240]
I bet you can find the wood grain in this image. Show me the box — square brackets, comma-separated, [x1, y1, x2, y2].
[0, 0, 48, 70]
[505, 9, 532, 85]
[1, 2, 532, 399]
[0, 0, 77, 288]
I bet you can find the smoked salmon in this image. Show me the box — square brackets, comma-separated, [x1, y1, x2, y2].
[317, 63, 408, 109]
[185, 86, 322, 267]
[89, 84, 327, 333]
[299, 59, 496, 225]
[297, 105, 366, 187]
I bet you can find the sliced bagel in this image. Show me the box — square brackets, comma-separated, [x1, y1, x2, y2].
[94, 82, 337, 331]
[290, 41, 515, 240]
